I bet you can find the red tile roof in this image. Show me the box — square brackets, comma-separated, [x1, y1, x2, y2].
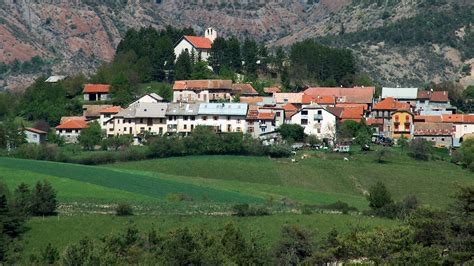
[414, 122, 453, 136]
[417, 90, 430, 100]
[336, 103, 368, 111]
[56, 119, 88, 130]
[366, 118, 384, 125]
[373, 97, 411, 111]
[257, 112, 275, 120]
[339, 106, 365, 122]
[430, 91, 449, 102]
[25, 127, 47, 134]
[283, 103, 299, 112]
[304, 87, 375, 104]
[442, 114, 474, 123]
[84, 84, 110, 93]
[173, 80, 233, 91]
[302, 94, 335, 105]
[246, 106, 259, 120]
[264, 87, 281, 94]
[232, 83, 259, 95]
[240, 96, 264, 104]
[60, 116, 85, 124]
[183, 36, 212, 49]
[414, 115, 442, 123]
[100, 106, 122, 114]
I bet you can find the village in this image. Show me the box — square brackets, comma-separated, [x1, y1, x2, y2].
[21, 28, 472, 151]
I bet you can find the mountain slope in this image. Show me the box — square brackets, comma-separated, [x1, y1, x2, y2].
[0, 0, 473, 90]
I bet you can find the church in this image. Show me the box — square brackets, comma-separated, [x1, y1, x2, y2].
[174, 28, 217, 62]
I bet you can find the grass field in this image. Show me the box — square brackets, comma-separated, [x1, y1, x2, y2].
[113, 151, 474, 209]
[23, 213, 398, 258]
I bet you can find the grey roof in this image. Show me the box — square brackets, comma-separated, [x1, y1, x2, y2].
[148, 93, 164, 101]
[116, 102, 168, 118]
[382, 87, 418, 99]
[166, 103, 199, 116]
[198, 103, 248, 116]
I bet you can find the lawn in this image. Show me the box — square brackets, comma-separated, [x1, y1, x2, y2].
[113, 150, 474, 208]
[22, 213, 398, 258]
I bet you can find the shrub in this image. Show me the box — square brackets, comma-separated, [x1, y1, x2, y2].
[459, 139, 474, 170]
[278, 124, 306, 142]
[31, 180, 57, 216]
[408, 139, 432, 161]
[267, 144, 292, 158]
[367, 182, 393, 210]
[115, 203, 133, 216]
[232, 204, 270, 217]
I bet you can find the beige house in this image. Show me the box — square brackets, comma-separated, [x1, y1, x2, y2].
[196, 103, 248, 133]
[166, 103, 200, 134]
[173, 80, 234, 103]
[105, 102, 168, 138]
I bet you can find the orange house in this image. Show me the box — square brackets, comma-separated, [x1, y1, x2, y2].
[391, 111, 413, 139]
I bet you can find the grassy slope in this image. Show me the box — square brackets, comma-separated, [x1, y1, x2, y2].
[23, 213, 398, 257]
[0, 157, 260, 204]
[113, 151, 474, 208]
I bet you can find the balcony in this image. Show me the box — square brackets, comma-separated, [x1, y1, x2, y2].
[313, 114, 323, 120]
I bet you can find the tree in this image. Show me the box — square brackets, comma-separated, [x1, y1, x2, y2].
[191, 61, 213, 80]
[115, 203, 133, 216]
[242, 39, 259, 79]
[31, 180, 57, 216]
[367, 182, 393, 210]
[111, 73, 134, 107]
[459, 138, 474, 171]
[221, 223, 247, 264]
[78, 122, 103, 151]
[102, 135, 132, 151]
[274, 225, 313, 265]
[408, 139, 432, 161]
[209, 37, 228, 71]
[278, 124, 306, 142]
[175, 51, 193, 80]
[12, 183, 32, 216]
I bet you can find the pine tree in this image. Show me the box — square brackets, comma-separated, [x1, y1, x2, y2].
[31, 181, 57, 216]
[175, 51, 193, 80]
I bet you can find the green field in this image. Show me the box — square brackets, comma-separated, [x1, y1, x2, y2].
[1, 151, 472, 257]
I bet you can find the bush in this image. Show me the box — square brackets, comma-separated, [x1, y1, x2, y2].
[232, 204, 270, 217]
[115, 203, 133, 216]
[278, 124, 305, 142]
[408, 139, 432, 161]
[367, 182, 393, 210]
[166, 193, 193, 202]
[459, 139, 474, 170]
[267, 144, 292, 158]
[31, 180, 57, 216]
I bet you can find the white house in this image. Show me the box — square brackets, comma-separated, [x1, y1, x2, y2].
[56, 119, 88, 143]
[246, 107, 277, 138]
[99, 106, 122, 130]
[83, 84, 111, 102]
[131, 93, 164, 105]
[381, 87, 418, 105]
[442, 114, 474, 147]
[197, 103, 248, 133]
[174, 28, 217, 62]
[166, 103, 200, 134]
[24, 128, 47, 144]
[290, 105, 337, 142]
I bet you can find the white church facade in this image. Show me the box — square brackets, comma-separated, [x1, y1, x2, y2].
[174, 28, 217, 62]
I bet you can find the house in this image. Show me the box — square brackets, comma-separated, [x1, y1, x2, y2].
[416, 90, 455, 115]
[232, 83, 259, 96]
[197, 103, 248, 133]
[45, 75, 67, 83]
[264, 87, 281, 95]
[83, 84, 111, 102]
[166, 103, 199, 134]
[99, 106, 122, 129]
[131, 93, 165, 105]
[303, 87, 375, 109]
[173, 80, 233, 103]
[391, 110, 414, 140]
[381, 87, 418, 105]
[174, 28, 216, 62]
[56, 118, 88, 143]
[246, 107, 277, 138]
[106, 103, 168, 138]
[289, 105, 337, 143]
[259, 105, 285, 128]
[413, 122, 453, 148]
[441, 114, 474, 147]
[23, 128, 47, 144]
[83, 105, 113, 121]
[371, 97, 411, 136]
[273, 93, 305, 105]
[334, 106, 365, 123]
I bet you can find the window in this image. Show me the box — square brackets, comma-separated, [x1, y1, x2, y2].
[317, 110, 322, 115]
[248, 121, 254, 125]
[202, 116, 207, 121]
[147, 118, 153, 126]
[184, 125, 187, 130]
[236, 127, 241, 132]
[140, 118, 144, 124]
[441, 138, 445, 141]
[214, 116, 218, 121]
[227, 125, 232, 131]
[405, 115, 410, 121]
[317, 128, 321, 134]
[128, 119, 132, 124]
[159, 127, 163, 134]
[237, 119, 241, 124]
[184, 116, 188, 121]
[301, 119, 308, 125]
[140, 127, 145, 133]
[395, 115, 399, 121]
[191, 125, 194, 131]
[191, 116, 195, 121]
[301, 110, 308, 115]
[276, 112, 281, 117]
[227, 116, 231, 120]
[395, 124, 399, 130]
[249, 127, 254, 133]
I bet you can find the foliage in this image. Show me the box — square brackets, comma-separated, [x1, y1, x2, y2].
[367, 181, 393, 210]
[274, 225, 313, 265]
[278, 124, 305, 142]
[408, 139, 432, 161]
[459, 138, 474, 171]
[232, 204, 270, 217]
[78, 122, 103, 151]
[175, 50, 193, 80]
[375, 147, 390, 163]
[115, 203, 133, 216]
[31, 180, 57, 216]
[102, 135, 132, 151]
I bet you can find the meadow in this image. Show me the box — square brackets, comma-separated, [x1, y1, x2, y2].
[1, 149, 472, 257]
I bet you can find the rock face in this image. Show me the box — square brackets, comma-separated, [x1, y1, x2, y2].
[0, 0, 472, 90]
